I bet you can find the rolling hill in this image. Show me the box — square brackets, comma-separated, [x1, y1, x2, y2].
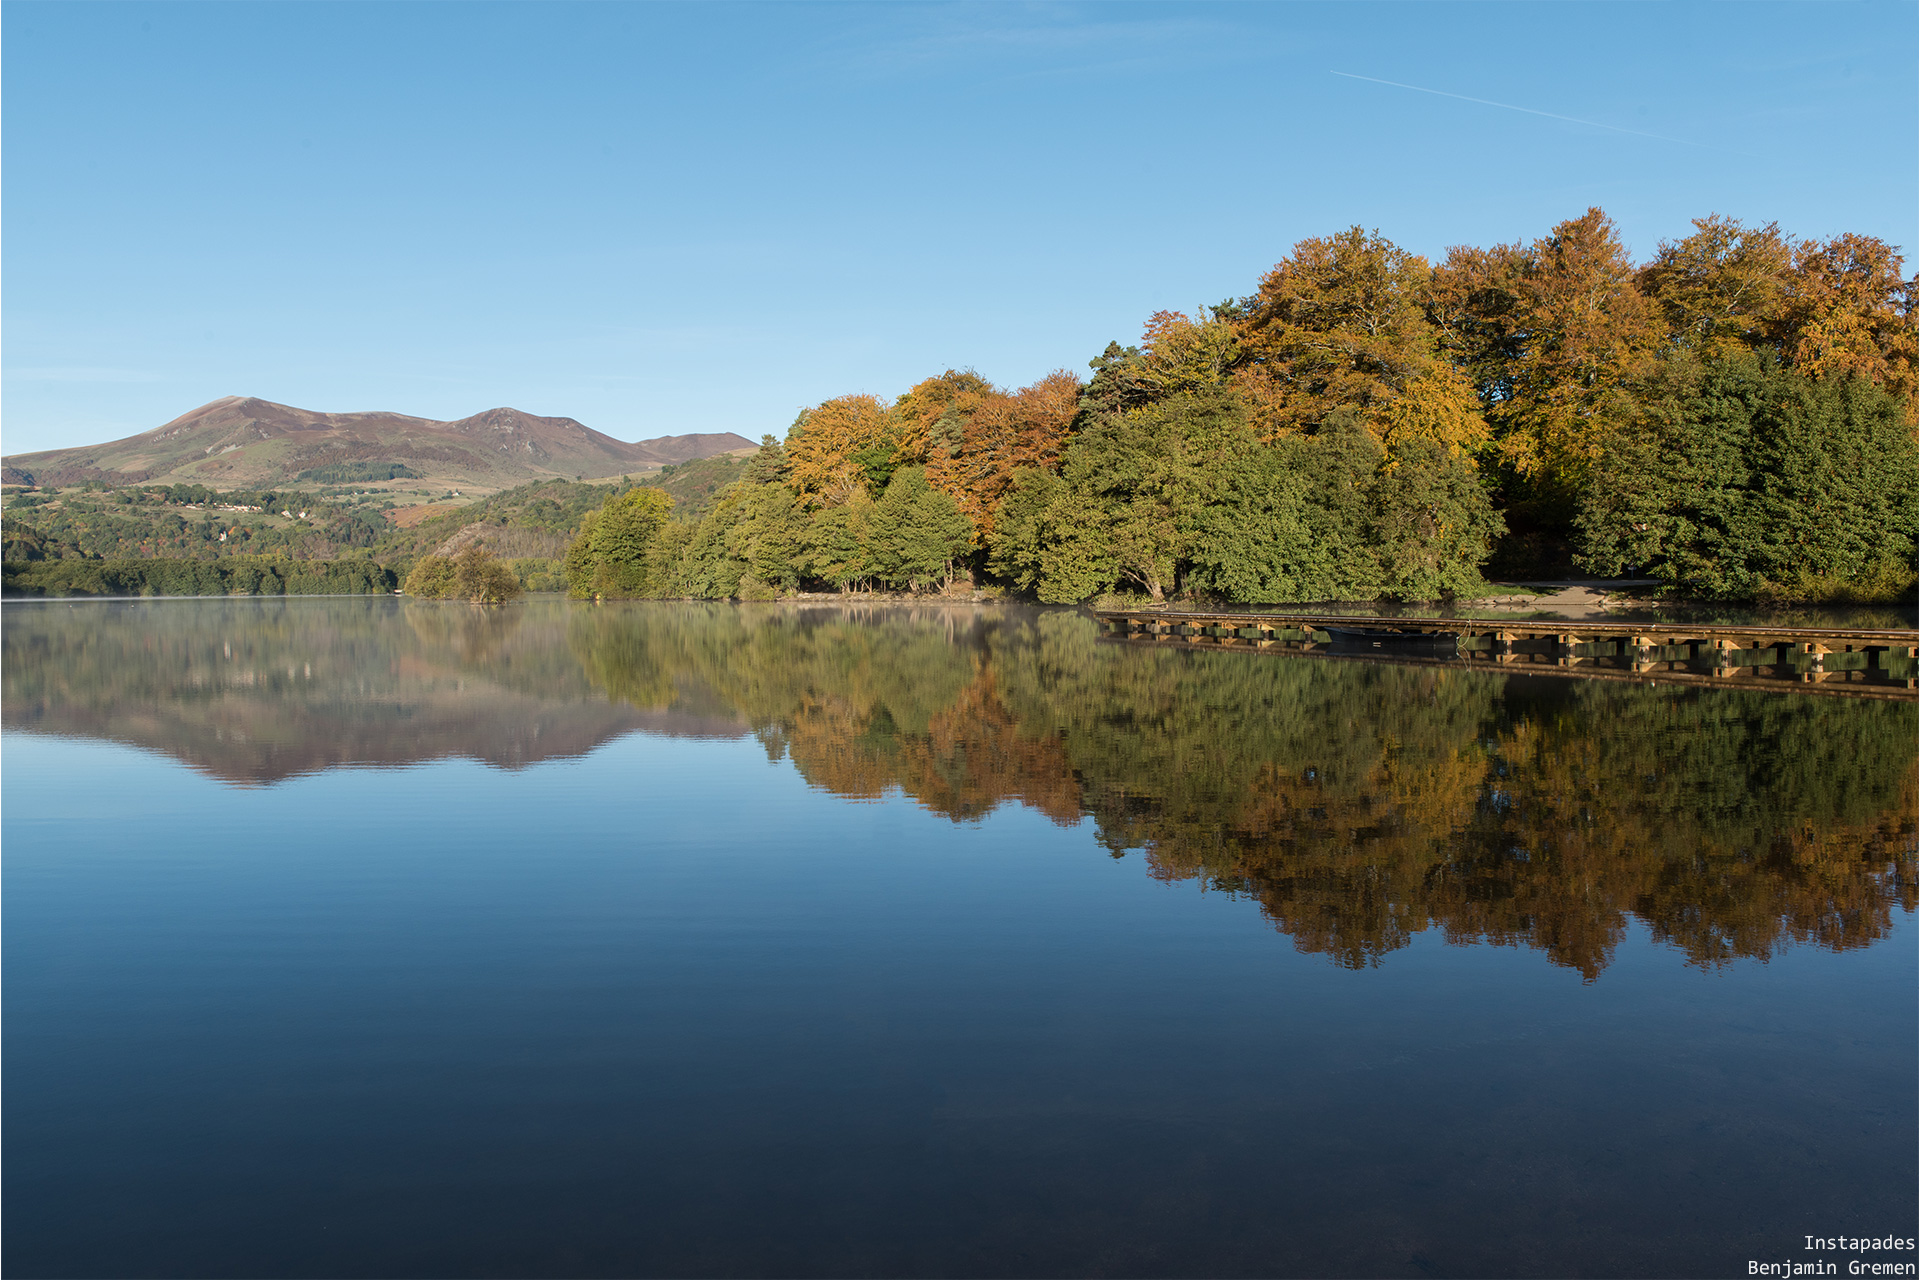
[1, 396, 755, 489]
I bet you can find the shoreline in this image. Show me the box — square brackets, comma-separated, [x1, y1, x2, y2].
[7, 583, 1914, 629]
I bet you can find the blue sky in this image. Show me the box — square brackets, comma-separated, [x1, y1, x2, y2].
[4, 1, 1915, 455]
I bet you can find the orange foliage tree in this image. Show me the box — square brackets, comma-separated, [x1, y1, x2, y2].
[894, 369, 993, 465]
[921, 370, 1082, 544]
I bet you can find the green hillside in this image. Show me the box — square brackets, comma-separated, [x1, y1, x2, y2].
[1, 466, 748, 597]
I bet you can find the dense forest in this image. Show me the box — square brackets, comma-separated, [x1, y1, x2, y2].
[562, 209, 1915, 606]
[5, 208, 1914, 603]
[10, 599, 1912, 977]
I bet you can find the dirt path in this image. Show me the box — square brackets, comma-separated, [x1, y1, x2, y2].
[1471, 580, 1660, 620]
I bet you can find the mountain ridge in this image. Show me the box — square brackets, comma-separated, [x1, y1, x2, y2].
[2, 396, 755, 489]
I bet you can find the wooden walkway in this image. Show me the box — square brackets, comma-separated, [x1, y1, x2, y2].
[1093, 609, 1920, 699]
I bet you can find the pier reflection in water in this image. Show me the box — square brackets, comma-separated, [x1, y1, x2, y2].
[6, 597, 1913, 979]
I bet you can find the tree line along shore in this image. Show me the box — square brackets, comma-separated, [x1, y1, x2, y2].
[5, 208, 1914, 607]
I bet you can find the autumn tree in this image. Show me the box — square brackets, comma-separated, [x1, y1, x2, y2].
[785, 394, 904, 507]
[1136, 308, 1241, 395]
[1636, 215, 1795, 360]
[1425, 240, 1528, 410]
[1377, 364, 1491, 458]
[894, 369, 993, 465]
[1433, 207, 1661, 493]
[1773, 232, 1918, 415]
[403, 554, 455, 599]
[602, 206, 1904, 606]
[1232, 227, 1441, 440]
[449, 544, 521, 603]
[405, 545, 520, 603]
[921, 370, 1081, 543]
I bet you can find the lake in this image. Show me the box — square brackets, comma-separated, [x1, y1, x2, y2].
[4, 597, 1915, 1278]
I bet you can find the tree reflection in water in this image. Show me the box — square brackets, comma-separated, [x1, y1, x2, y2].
[566, 603, 1916, 980]
[5, 597, 1911, 978]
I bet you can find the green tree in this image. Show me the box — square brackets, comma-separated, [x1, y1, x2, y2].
[674, 493, 749, 599]
[988, 467, 1118, 604]
[1577, 353, 1918, 601]
[867, 467, 971, 590]
[564, 487, 674, 598]
[641, 437, 808, 599]
[1176, 439, 1316, 603]
[449, 545, 521, 603]
[801, 490, 876, 591]
[1368, 438, 1505, 599]
[563, 511, 600, 597]
[590, 487, 674, 596]
[404, 555, 457, 598]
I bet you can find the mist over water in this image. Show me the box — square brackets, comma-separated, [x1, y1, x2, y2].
[5, 597, 1915, 1277]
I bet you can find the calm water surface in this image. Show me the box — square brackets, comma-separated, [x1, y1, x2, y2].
[5, 598, 1915, 1278]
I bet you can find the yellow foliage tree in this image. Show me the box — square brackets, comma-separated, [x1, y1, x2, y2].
[1433, 207, 1660, 490]
[1138, 309, 1240, 395]
[1637, 215, 1795, 360]
[1775, 232, 1918, 418]
[1231, 227, 1438, 442]
[1379, 364, 1489, 459]
[784, 394, 901, 507]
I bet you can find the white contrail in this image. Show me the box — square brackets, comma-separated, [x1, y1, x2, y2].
[1328, 70, 1710, 149]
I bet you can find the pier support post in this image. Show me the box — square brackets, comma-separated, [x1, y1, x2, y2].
[1868, 644, 1918, 672]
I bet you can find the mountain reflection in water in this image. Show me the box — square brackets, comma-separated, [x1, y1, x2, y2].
[5, 597, 1913, 980]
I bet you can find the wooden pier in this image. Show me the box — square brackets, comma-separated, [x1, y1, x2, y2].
[1093, 609, 1920, 699]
